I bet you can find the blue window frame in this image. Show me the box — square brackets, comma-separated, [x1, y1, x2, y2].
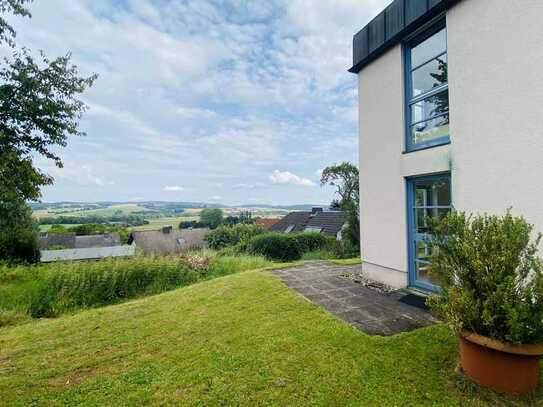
[406, 173, 452, 292]
[404, 20, 449, 152]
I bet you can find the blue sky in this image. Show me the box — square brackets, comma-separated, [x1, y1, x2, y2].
[10, 0, 389, 205]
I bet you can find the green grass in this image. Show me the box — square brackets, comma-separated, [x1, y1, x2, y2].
[300, 249, 362, 265]
[128, 216, 200, 231]
[0, 254, 275, 327]
[1, 270, 540, 405]
[330, 258, 362, 266]
[33, 204, 148, 219]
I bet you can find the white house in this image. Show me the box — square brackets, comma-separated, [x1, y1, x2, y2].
[351, 0, 543, 291]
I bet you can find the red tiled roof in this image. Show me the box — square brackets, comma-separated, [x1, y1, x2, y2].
[255, 218, 280, 230]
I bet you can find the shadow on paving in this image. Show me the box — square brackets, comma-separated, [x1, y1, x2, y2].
[270, 261, 437, 336]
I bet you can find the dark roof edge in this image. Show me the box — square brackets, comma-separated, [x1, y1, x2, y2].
[349, 0, 460, 74]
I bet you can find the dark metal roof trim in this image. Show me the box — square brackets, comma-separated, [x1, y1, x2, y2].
[349, 0, 460, 74]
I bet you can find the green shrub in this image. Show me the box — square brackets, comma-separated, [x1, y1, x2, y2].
[427, 210, 543, 345]
[327, 238, 359, 259]
[205, 224, 264, 250]
[0, 226, 40, 264]
[292, 232, 328, 253]
[247, 233, 302, 262]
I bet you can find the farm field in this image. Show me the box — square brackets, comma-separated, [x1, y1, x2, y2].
[128, 216, 200, 231]
[32, 204, 148, 219]
[32, 202, 294, 233]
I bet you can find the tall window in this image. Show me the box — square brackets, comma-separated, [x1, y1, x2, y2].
[405, 21, 449, 151]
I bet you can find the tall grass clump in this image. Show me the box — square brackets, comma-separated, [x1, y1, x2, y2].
[0, 256, 199, 319]
[0, 252, 279, 327]
[207, 255, 272, 278]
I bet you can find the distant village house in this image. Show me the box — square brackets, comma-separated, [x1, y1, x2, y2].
[269, 208, 347, 240]
[128, 226, 208, 255]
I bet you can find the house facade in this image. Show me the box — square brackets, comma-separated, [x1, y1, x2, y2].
[351, 0, 543, 290]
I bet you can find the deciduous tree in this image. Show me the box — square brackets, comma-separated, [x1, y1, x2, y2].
[320, 162, 360, 247]
[0, 0, 96, 262]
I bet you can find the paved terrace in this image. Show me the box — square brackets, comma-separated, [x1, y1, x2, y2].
[270, 261, 436, 336]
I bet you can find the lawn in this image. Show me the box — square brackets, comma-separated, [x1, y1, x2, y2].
[1, 269, 539, 405]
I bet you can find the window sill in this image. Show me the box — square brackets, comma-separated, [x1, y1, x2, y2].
[402, 139, 450, 154]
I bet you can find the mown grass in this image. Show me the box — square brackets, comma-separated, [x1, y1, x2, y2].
[301, 249, 362, 263]
[0, 254, 275, 327]
[0, 269, 540, 406]
[330, 257, 362, 266]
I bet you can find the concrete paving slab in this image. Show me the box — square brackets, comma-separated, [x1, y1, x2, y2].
[269, 261, 436, 336]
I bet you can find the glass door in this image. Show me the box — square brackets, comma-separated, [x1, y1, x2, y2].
[407, 174, 451, 291]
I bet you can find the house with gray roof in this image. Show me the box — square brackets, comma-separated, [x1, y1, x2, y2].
[269, 208, 347, 240]
[39, 233, 121, 250]
[128, 226, 208, 255]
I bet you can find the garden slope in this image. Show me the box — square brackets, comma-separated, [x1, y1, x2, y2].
[0, 270, 539, 406]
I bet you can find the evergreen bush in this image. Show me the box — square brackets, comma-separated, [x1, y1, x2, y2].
[427, 210, 543, 344]
[247, 233, 302, 262]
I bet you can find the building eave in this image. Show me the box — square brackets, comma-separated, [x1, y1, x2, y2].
[349, 0, 461, 74]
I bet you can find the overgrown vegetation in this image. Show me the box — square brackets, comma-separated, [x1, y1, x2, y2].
[0, 253, 274, 327]
[427, 210, 543, 345]
[204, 224, 264, 250]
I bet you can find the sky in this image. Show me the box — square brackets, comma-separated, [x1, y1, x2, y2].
[8, 0, 390, 206]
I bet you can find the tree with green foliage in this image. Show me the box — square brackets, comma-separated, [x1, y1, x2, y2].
[320, 162, 360, 248]
[0, 0, 96, 262]
[199, 208, 223, 229]
[0, 199, 40, 263]
[223, 211, 254, 227]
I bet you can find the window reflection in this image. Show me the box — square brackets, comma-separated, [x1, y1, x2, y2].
[406, 23, 449, 149]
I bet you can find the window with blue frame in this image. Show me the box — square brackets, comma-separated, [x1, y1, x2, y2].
[405, 21, 449, 151]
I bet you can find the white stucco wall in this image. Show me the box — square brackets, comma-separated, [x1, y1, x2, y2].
[447, 0, 543, 232]
[357, 0, 543, 288]
[358, 44, 450, 288]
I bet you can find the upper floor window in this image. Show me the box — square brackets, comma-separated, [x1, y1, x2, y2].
[405, 20, 449, 151]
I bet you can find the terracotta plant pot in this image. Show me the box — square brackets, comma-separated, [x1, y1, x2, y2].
[459, 331, 543, 395]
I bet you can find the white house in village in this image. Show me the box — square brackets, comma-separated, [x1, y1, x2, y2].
[351, 0, 543, 291]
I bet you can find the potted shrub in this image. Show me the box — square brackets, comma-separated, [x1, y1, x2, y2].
[427, 210, 543, 395]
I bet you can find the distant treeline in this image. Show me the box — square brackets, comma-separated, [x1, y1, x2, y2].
[39, 215, 148, 226]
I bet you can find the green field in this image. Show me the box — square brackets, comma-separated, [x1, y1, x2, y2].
[128, 216, 200, 231]
[33, 203, 290, 233]
[1, 269, 538, 405]
[33, 204, 148, 219]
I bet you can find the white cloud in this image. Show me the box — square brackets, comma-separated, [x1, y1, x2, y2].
[41, 160, 111, 187]
[210, 195, 222, 201]
[176, 106, 217, 120]
[162, 185, 185, 192]
[14, 0, 387, 204]
[269, 170, 316, 187]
